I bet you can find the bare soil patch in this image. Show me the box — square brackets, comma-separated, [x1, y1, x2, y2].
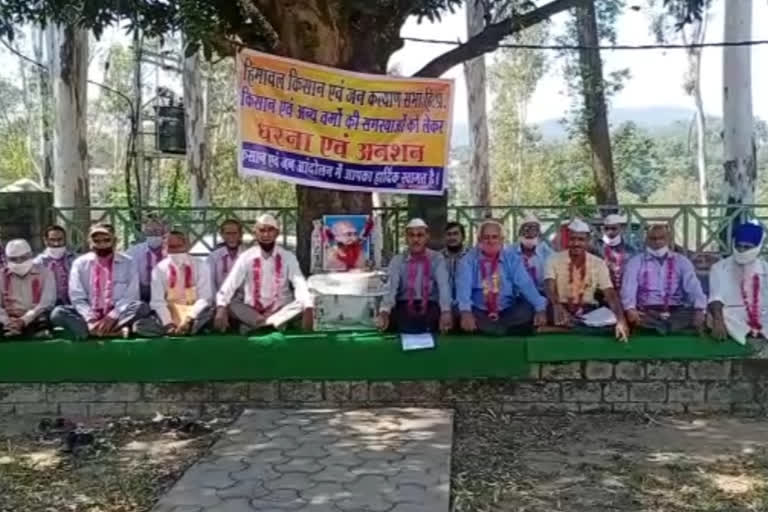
[451, 410, 768, 512]
[0, 411, 238, 512]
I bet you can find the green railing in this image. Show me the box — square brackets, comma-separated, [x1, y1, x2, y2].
[51, 204, 768, 258]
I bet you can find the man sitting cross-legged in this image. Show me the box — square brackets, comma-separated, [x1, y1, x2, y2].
[51, 224, 151, 340]
[621, 224, 707, 334]
[126, 215, 168, 302]
[709, 222, 768, 344]
[512, 213, 553, 292]
[592, 213, 639, 293]
[0, 239, 56, 338]
[208, 218, 245, 293]
[214, 214, 313, 334]
[377, 218, 453, 334]
[134, 230, 214, 337]
[543, 219, 630, 342]
[34, 225, 76, 306]
[456, 219, 547, 335]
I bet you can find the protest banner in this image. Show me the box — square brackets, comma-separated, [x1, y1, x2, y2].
[236, 49, 454, 195]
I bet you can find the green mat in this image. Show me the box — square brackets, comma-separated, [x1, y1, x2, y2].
[0, 330, 757, 383]
[0, 331, 529, 383]
[527, 333, 754, 362]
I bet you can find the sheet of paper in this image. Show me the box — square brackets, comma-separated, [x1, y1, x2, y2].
[401, 333, 435, 351]
[579, 306, 617, 327]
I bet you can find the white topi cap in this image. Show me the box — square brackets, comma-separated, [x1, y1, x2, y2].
[603, 214, 627, 226]
[521, 213, 540, 226]
[406, 218, 428, 230]
[5, 239, 31, 258]
[256, 214, 279, 229]
[568, 218, 591, 233]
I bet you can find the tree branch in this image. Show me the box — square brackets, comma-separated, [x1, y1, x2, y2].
[0, 37, 47, 70]
[414, 0, 586, 78]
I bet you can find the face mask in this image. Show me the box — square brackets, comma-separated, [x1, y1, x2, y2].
[520, 237, 538, 249]
[168, 253, 191, 266]
[46, 247, 66, 259]
[95, 247, 114, 258]
[146, 236, 164, 249]
[734, 246, 761, 265]
[647, 246, 669, 258]
[8, 260, 33, 276]
[602, 234, 622, 247]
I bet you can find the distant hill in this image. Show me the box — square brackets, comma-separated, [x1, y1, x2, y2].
[451, 105, 704, 146]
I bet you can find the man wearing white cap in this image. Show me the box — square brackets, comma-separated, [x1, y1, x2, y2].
[0, 239, 56, 337]
[544, 218, 630, 342]
[378, 218, 453, 333]
[126, 214, 168, 302]
[214, 214, 313, 333]
[456, 219, 547, 335]
[593, 213, 638, 292]
[51, 224, 151, 340]
[513, 213, 553, 292]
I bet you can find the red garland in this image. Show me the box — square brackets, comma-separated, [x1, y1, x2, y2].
[251, 254, 283, 314]
[3, 268, 42, 309]
[168, 263, 196, 305]
[481, 254, 501, 317]
[741, 273, 762, 334]
[406, 253, 431, 316]
[640, 255, 676, 312]
[92, 256, 114, 320]
[568, 259, 587, 314]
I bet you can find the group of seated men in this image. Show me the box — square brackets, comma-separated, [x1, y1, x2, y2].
[0, 211, 764, 345]
[378, 214, 766, 345]
[0, 214, 311, 340]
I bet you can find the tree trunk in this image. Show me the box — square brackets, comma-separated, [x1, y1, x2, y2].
[723, 0, 755, 206]
[575, 1, 617, 204]
[52, 25, 90, 240]
[183, 46, 211, 207]
[683, 18, 708, 208]
[34, 25, 54, 188]
[253, 1, 408, 272]
[465, 0, 490, 207]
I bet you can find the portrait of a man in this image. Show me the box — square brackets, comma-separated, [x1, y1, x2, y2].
[322, 215, 373, 271]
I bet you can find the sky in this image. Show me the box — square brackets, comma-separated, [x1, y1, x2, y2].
[391, 0, 768, 125]
[0, 1, 764, 129]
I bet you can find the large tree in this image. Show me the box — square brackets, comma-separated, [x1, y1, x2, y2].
[0, 0, 592, 267]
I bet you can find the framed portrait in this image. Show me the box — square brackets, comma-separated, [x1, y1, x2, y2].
[322, 214, 373, 272]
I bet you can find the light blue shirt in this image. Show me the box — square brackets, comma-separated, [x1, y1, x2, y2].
[69, 251, 140, 321]
[456, 246, 547, 313]
[512, 242, 553, 291]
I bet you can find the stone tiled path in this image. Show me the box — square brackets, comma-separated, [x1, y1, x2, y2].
[152, 408, 453, 512]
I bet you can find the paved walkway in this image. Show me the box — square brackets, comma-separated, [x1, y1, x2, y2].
[152, 408, 453, 512]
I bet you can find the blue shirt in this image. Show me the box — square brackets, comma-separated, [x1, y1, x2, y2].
[456, 246, 547, 313]
[512, 242, 553, 291]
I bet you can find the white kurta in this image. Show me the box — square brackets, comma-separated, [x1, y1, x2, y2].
[0, 264, 56, 325]
[216, 245, 312, 310]
[150, 257, 213, 326]
[708, 256, 768, 344]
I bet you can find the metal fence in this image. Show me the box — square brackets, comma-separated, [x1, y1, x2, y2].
[51, 204, 768, 258]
